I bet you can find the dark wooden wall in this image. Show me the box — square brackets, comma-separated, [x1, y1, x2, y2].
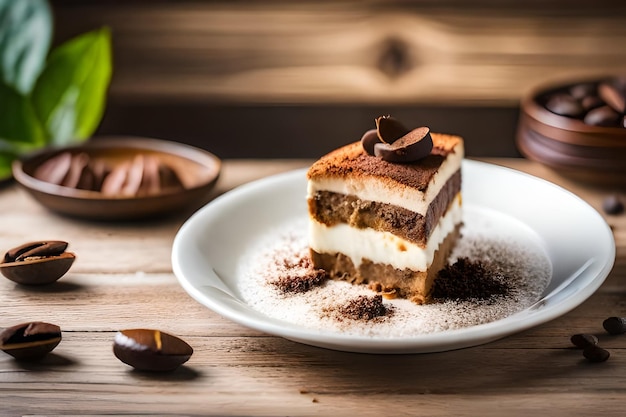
[50, 0, 626, 158]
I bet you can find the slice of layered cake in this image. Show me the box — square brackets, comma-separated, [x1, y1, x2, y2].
[307, 116, 463, 304]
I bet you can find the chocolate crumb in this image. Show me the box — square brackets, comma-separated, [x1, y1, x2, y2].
[432, 257, 510, 301]
[337, 295, 392, 321]
[270, 268, 327, 294]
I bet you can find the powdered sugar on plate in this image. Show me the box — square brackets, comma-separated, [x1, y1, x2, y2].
[236, 206, 551, 338]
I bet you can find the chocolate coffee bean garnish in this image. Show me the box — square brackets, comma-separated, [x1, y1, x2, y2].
[360, 129, 381, 155]
[603, 316, 626, 335]
[0, 322, 61, 360]
[113, 328, 193, 372]
[362, 116, 433, 163]
[374, 126, 434, 163]
[0, 241, 75, 285]
[34, 152, 185, 197]
[375, 115, 410, 143]
[570, 333, 599, 349]
[602, 194, 624, 215]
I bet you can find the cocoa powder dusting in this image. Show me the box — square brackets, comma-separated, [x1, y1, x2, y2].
[270, 254, 328, 294]
[432, 257, 510, 301]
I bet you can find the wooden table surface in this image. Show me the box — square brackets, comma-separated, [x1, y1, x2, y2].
[0, 158, 624, 417]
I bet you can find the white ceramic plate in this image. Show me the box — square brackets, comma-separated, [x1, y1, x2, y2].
[172, 160, 615, 354]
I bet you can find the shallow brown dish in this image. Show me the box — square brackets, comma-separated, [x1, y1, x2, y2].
[12, 137, 221, 221]
[516, 77, 626, 186]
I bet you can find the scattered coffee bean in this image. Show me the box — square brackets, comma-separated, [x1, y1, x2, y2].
[1, 241, 76, 285]
[603, 316, 626, 335]
[570, 333, 599, 349]
[0, 322, 61, 360]
[583, 345, 610, 363]
[602, 195, 624, 215]
[113, 328, 193, 372]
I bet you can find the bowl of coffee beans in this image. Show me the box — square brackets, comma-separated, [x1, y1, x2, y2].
[12, 136, 221, 220]
[516, 76, 626, 185]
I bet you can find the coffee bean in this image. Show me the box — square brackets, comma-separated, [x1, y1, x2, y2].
[602, 195, 624, 215]
[33, 152, 73, 185]
[599, 81, 626, 114]
[541, 78, 626, 128]
[113, 328, 193, 372]
[570, 83, 596, 100]
[570, 333, 598, 349]
[0, 322, 62, 360]
[545, 93, 585, 118]
[583, 345, 610, 363]
[584, 105, 621, 127]
[603, 316, 626, 334]
[1, 241, 76, 285]
[581, 95, 604, 111]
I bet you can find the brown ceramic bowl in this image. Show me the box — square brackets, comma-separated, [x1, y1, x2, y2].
[12, 137, 221, 221]
[516, 76, 626, 186]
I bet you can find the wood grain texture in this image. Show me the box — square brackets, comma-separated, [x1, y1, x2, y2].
[51, 1, 626, 105]
[1, 158, 625, 416]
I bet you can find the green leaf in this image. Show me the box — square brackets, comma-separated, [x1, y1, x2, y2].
[0, 0, 52, 94]
[0, 149, 18, 181]
[32, 27, 112, 146]
[0, 80, 45, 145]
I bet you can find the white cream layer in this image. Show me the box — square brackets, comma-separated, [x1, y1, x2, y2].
[307, 142, 463, 216]
[309, 194, 462, 271]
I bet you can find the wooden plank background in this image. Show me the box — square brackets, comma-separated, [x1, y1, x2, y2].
[50, 0, 626, 158]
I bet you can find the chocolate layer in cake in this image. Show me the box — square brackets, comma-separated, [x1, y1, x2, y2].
[308, 170, 461, 246]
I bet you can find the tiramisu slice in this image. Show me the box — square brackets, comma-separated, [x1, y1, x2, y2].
[307, 116, 463, 304]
